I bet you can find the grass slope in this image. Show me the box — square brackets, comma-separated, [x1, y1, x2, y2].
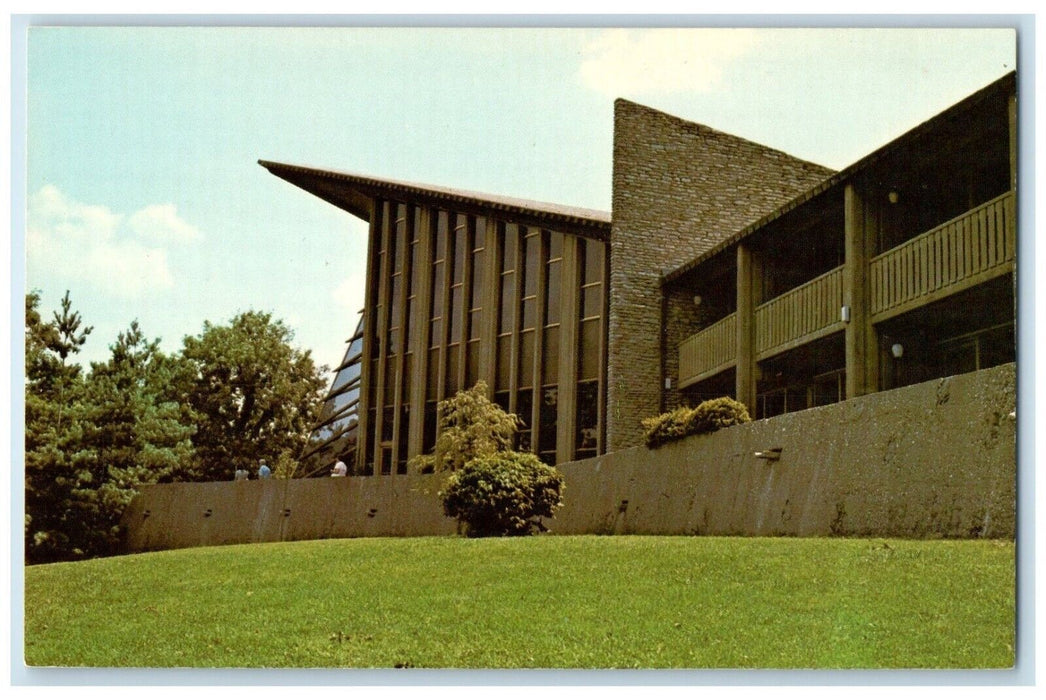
[24, 536, 1014, 669]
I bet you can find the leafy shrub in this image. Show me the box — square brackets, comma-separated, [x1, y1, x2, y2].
[441, 451, 564, 537]
[696, 397, 753, 431]
[642, 397, 751, 448]
[407, 381, 520, 473]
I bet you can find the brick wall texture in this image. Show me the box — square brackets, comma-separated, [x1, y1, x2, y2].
[606, 99, 835, 451]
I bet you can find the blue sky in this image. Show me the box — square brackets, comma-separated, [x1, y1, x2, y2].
[23, 26, 1016, 374]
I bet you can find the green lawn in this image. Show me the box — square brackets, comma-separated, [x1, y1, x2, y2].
[23, 536, 1014, 669]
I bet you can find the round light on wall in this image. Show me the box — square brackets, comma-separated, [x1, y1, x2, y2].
[888, 190, 900, 204]
[693, 295, 703, 307]
[891, 343, 904, 359]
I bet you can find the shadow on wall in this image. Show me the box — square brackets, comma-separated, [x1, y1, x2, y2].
[123, 363, 1016, 553]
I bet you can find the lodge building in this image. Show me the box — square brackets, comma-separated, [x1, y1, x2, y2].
[262, 71, 1016, 476]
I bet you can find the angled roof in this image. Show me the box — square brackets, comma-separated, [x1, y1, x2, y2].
[661, 70, 1017, 285]
[259, 160, 611, 239]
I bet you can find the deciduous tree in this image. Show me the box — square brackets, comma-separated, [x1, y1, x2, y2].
[178, 311, 326, 481]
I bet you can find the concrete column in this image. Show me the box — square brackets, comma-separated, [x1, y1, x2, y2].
[407, 207, 432, 459]
[735, 243, 757, 414]
[844, 184, 878, 399]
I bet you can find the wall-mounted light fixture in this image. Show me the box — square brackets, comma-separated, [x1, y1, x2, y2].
[664, 377, 673, 390]
[891, 343, 904, 359]
[693, 294, 703, 307]
[840, 305, 851, 323]
[888, 190, 900, 204]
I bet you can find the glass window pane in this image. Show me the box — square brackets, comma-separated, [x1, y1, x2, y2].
[429, 317, 442, 349]
[543, 326, 559, 384]
[579, 318, 601, 380]
[545, 260, 560, 325]
[496, 335, 512, 390]
[401, 353, 413, 404]
[430, 262, 444, 318]
[518, 330, 535, 388]
[410, 243, 421, 296]
[397, 407, 409, 474]
[384, 362, 397, 401]
[368, 358, 379, 403]
[521, 298, 536, 330]
[404, 299, 414, 348]
[453, 219, 467, 284]
[466, 339, 480, 387]
[427, 348, 440, 400]
[539, 385, 558, 455]
[516, 389, 533, 429]
[446, 344, 460, 394]
[390, 276, 402, 326]
[576, 381, 599, 451]
[436, 211, 448, 258]
[423, 402, 437, 453]
[582, 285, 602, 320]
[499, 273, 515, 333]
[548, 230, 563, 260]
[449, 286, 463, 342]
[502, 224, 518, 271]
[471, 248, 485, 310]
[494, 391, 511, 414]
[524, 234, 540, 296]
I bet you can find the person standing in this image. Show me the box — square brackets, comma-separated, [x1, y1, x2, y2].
[234, 466, 249, 481]
[331, 460, 347, 477]
[257, 459, 272, 479]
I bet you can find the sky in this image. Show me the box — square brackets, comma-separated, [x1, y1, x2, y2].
[22, 25, 1017, 377]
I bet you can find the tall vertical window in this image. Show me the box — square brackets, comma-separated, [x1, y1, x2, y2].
[466, 216, 486, 386]
[496, 223, 519, 392]
[428, 211, 449, 402]
[576, 237, 605, 458]
[516, 227, 541, 450]
[538, 230, 562, 463]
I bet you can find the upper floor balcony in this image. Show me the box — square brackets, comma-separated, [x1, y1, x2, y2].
[678, 191, 1015, 389]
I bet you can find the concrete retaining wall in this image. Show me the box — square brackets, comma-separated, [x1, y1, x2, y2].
[122, 364, 1016, 552]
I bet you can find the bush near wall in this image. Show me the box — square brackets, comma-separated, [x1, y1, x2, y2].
[642, 397, 751, 449]
[441, 451, 565, 537]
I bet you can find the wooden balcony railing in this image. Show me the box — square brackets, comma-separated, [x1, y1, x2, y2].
[678, 312, 736, 388]
[755, 265, 845, 358]
[870, 191, 1015, 320]
[676, 192, 1015, 391]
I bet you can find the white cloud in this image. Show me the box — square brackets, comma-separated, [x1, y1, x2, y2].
[26, 185, 199, 298]
[578, 28, 759, 97]
[128, 204, 202, 243]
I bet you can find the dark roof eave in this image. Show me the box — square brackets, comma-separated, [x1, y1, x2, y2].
[259, 159, 612, 238]
[661, 70, 1017, 286]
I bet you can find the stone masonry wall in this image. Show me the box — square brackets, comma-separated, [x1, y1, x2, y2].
[607, 99, 834, 450]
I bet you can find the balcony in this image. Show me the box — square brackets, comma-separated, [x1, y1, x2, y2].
[678, 313, 736, 388]
[677, 191, 1015, 392]
[755, 265, 844, 359]
[870, 191, 1015, 322]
